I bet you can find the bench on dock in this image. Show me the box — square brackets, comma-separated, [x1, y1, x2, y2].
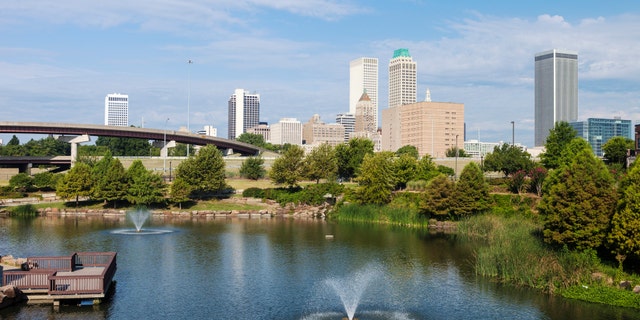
[2, 252, 117, 298]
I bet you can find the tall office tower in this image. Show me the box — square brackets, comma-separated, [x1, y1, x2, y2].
[270, 118, 302, 145]
[354, 91, 376, 134]
[350, 57, 379, 126]
[388, 48, 417, 109]
[570, 117, 633, 156]
[534, 49, 578, 146]
[336, 113, 356, 142]
[104, 93, 129, 126]
[228, 88, 260, 139]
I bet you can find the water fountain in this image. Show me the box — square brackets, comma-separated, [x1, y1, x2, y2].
[111, 209, 172, 235]
[324, 264, 382, 320]
[129, 209, 150, 232]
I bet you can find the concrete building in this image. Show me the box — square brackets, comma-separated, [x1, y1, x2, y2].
[196, 125, 217, 137]
[354, 91, 377, 134]
[381, 101, 464, 158]
[350, 57, 378, 126]
[270, 118, 302, 145]
[104, 93, 129, 127]
[302, 114, 345, 147]
[388, 48, 417, 109]
[570, 117, 633, 156]
[228, 88, 260, 139]
[535, 49, 578, 146]
[246, 122, 270, 143]
[336, 113, 355, 142]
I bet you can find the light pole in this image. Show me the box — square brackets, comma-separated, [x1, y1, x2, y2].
[187, 59, 193, 157]
[511, 121, 515, 147]
[163, 117, 169, 176]
[455, 134, 459, 180]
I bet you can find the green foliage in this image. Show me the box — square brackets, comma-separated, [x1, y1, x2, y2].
[95, 135, 153, 156]
[260, 183, 344, 206]
[607, 163, 640, 265]
[415, 155, 441, 181]
[528, 166, 547, 196]
[437, 165, 455, 177]
[303, 143, 337, 183]
[175, 145, 227, 198]
[540, 121, 578, 170]
[482, 143, 534, 177]
[451, 162, 490, 217]
[0, 136, 70, 157]
[393, 154, 418, 190]
[242, 187, 265, 198]
[562, 285, 640, 309]
[32, 171, 60, 191]
[406, 180, 427, 191]
[239, 156, 266, 180]
[603, 136, 634, 166]
[126, 160, 166, 205]
[353, 152, 396, 205]
[169, 178, 192, 208]
[445, 146, 470, 158]
[330, 203, 425, 226]
[540, 149, 617, 251]
[93, 158, 128, 207]
[9, 173, 34, 192]
[335, 137, 374, 181]
[508, 170, 528, 194]
[57, 162, 93, 207]
[420, 174, 454, 219]
[396, 145, 419, 159]
[8, 204, 39, 217]
[269, 145, 305, 187]
[236, 133, 267, 148]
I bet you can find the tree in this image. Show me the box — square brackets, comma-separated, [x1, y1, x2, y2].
[482, 143, 534, 177]
[239, 156, 266, 180]
[446, 146, 470, 158]
[540, 121, 577, 170]
[93, 158, 128, 207]
[7, 135, 20, 146]
[603, 136, 634, 166]
[175, 145, 227, 198]
[236, 133, 267, 148]
[608, 163, 640, 267]
[421, 174, 454, 219]
[396, 145, 419, 159]
[57, 162, 93, 207]
[451, 162, 490, 217]
[528, 166, 547, 197]
[170, 178, 192, 209]
[539, 149, 617, 250]
[335, 138, 374, 181]
[269, 145, 305, 187]
[33, 171, 60, 191]
[303, 143, 337, 183]
[352, 152, 396, 205]
[126, 160, 166, 205]
[393, 154, 417, 190]
[95, 136, 152, 156]
[414, 155, 441, 182]
[9, 173, 33, 192]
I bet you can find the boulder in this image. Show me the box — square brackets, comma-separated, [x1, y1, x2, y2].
[620, 280, 632, 290]
[634, 285, 640, 294]
[0, 285, 27, 310]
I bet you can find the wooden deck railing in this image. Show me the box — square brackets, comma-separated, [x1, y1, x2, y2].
[28, 254, 75, 272]
[3, 270, 54, 289]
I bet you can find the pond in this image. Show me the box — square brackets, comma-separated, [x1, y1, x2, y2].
[1, 214, 638, 319]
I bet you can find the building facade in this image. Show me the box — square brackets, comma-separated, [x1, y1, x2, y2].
[381, 101, 464, 158]
[246, 122, 270, 143]
[270, 118, 302, 145]
[302, 114, 345, 147]
[336, 113, 355, 142]
[350, 57, 378, 126]
[228, 88, 260, 139]
[104, 93, 129, 127]
[534, 49, 578, 146]
[354, 92, 377, 134]
[570, 117, 633, 156]
[388, 48, 417, 109]
[196, 125, 217, 137]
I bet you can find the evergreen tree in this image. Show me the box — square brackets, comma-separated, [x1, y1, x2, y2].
[57, 162, 93, 207]
[607, 163, 640, 266]
[353, 152, 396, 205]
[540, 121, 577, 170]
[421, 174, 454, 219]
[239, 156, 266, 180]
[269, 145, 305, 187]
[303, 143, 337, 183]
[170, 178, 192, 209]
[539, 149, 617, 250]
[126, 160, 165, 205]
[94, 158, 128, 207]
[175, 145, 227, 198]
[451, 162, 490, 217]
[9, 173, 33, 192]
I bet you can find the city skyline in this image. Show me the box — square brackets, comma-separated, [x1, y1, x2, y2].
[1, 1, 639, 147]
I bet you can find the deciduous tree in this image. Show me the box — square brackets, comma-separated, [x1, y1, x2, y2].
[126, 160, 166, 205]
[603, 136, 634, 166]
[352, 152, 396, 205]
[174, 145, 227, 198]
[57, 162, 93, 207]
[303, 143, 337, 183]
[396, 145, 419, 159]
[540, 121, 577, 170]
[482, 143, 534, 177]
[335, 138, 374, 181]
[269, 145, 305, 187]
[607, 163, 640, 267]
[239, 156, 266, 180]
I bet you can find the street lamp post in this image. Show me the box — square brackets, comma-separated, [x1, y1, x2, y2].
[163, 118, 169, 176]
[187, 59, 193, 157]
[511, 121, 515, 147]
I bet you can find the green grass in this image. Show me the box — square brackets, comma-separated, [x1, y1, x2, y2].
[330, 203, 428, 227]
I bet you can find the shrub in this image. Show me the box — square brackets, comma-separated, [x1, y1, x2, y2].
[9, 204, 39, 217]
[242, 187, 264, 198]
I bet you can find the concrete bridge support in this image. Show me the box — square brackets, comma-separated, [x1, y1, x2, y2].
[56, 135, 90, 166]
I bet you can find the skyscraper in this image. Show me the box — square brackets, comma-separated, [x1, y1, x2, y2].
[336, 113, 355, 142]
[228, 88, 260, 139]
[570, 117, 633, 156]
[534, 49, 578, 146]
[388, 48, 417, 109]
[354, 91, 376, 134]
[350, 57, 378, 126]
[104, 93, 129, 127]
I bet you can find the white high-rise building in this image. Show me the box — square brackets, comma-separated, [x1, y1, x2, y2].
[388, 49, 417, 109]
[104, 93, 129, 127]
[336, 113, 356, 142]
[228, 88, 260, 139]
[350, 57, 378, 126]
[534, 49, 578, 146]
[270, 118, 302, 145]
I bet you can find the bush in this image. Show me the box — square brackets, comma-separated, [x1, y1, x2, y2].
[9, 204, 39, 217]
[242, 187, 265, 198]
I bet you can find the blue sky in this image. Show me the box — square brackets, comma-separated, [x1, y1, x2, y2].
[1, 0, 639, 148]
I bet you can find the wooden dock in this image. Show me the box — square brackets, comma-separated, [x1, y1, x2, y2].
[1, 252, 116, 306]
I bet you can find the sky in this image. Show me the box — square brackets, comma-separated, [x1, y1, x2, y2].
[1, 0, 639, 148]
